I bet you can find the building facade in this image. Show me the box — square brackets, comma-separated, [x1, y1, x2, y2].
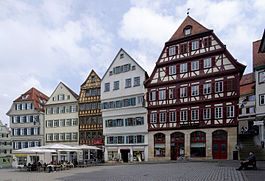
[0, 120, 12, 168]
[238, 73, 256, 133]
[253, 40, 265, 146]
[102, 49, 149, 162]
[7, 88, 49, 150]
[144, 16, 245, 161]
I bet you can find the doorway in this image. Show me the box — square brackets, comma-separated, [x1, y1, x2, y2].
[212, 130, 227, 159]
[120, 149, 130, 162]
[170, 132, 185, 160]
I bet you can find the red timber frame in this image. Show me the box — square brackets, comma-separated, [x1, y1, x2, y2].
[145, 28, 245, 132]
[190, 131, 206, 157]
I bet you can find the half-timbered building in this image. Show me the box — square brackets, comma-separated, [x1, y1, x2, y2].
[78, 70, 103, 160]
[144, 16, 245, 160]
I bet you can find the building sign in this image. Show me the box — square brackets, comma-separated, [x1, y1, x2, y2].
[93, 139, 103, 145]
[254, 121, 264, 126]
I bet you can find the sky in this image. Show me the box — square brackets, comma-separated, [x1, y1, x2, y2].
[0, 0, 264, 126]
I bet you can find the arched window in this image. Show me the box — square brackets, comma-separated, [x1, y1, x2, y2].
[190, 131, 206, 157]
[154, 133, 165, 157]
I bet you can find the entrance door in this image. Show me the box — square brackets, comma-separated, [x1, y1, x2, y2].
[170, 132, 185, 160]
[120, 149, 130, 162]
[212, 130, 227, 159]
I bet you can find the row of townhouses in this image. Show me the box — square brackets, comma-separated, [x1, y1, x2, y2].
[5, 16, 265, 164]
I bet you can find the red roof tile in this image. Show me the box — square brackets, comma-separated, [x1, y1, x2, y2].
[240, 83, 255, 96]
[253, 40, 265, 68]
[168, 16, 210, 42]
[240, 72, 254, 86]
[14, 87, 49, 112]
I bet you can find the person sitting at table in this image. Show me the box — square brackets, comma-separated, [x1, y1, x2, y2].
[43, 163, 47, 172]
[27, 163, 32, 171]
[48, 161, 53, 173]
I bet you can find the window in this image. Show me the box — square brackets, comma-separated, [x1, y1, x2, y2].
[150, 91, 156, 101]
[215, 107, 223, 119]
[91, 89, 97, 96]
[47, 108, 52, 115]
[91, 76, 95, 83]
[259, 72, 265, 83]
[59, 94, 64, 101]
[59, 119, 64, 127]
[190, 132, 206, 157]
[150, 113, 157, 123]
[169, 111, 176, 122]
[180, 44, 187, 54]
[47, 134, 52, 141]
[203, 83, 211, 95]
[180, 63, 187, 73]
[65, 106, 70, 113]
[120, 53, 124, 59]
[47, 120, 52, 128]
[191, 109, 199, 120]
[169, 89, 174, 99]
[215, 81, 223, 93]
[72, 133, 77, 140]
[191, 61, 199, 71]
[184, 28, 191, 35]
[180, 111, 187, 121]
[192, 41, 199, 50]
[125, 78, 131, 88]
[104, 83, 110, 92]
[53, 107, 58, 114]
[159, 90, 166, 100]
[132, 65, 136, 70]
[204, 58, 211, 68]
[91, 103, 96, 110]
[249, 95, 255, 101]
[65, 119, 71, 127]
[180, 87, 187, 98]
[72, 118, 78, 126]
[125, 117, 144, 126]
[105, 119, 124, 127]
[71, 105, 77, 112]
[260, 94, 265, 105]
[134, 77, 140, 86]
[249, 107, 255, 113]
[191, 85, 199, 96]
[113, 81, 119, 90]
[53, 133, 58, 141]
[65, 133, 71, 141]
[59, 106, 64, 114]
[169, 65, 176, 75]
[227, 106, 234, 118]
[59, 133, 64, 141]
[169, 47, 176, 56]
[160, 112, 166, 123]
[154, 133, 165, 157]
[53, 120, 58, 127]
[203, 108, 211, 120]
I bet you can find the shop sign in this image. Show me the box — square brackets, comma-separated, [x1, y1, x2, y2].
[93, 139, 103, 145]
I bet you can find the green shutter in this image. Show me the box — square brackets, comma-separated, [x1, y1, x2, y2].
[69, 133, 72, 141]
[46, 120, 48, 128]
[70, 119, 72, 126]
[51, 120, 53, 127]
[63, 119, 65, 127]
[63, 94, 65, 100]
[63, 106, 65, 113]
[58, 95, 59, 100]
[51, 108, 53, 114]
[63, 133, 65, 141]
[70, 106, 72, 112]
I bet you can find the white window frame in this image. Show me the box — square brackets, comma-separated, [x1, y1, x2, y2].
[191, 109, 199, 120]
[169, 111, 176, 122]
[72, 133, 77, 140]
[227, 106, 234, 118]
[65, 133, 71, 141]
[159, 90, 166, 100]
[203, 83, 211, 95]
[184, 28, 191, 35]
[191, 61, 199, 71]
[169, 65, 176, 75]
[192, 41, 199, 50]
[191, 85, 199, 96]
[215, 81, 223, 93]
[47, 134, 52, 141]
[65, 119, 71, 127]
[53, 133, 58, 141]
[47, 120, 52, 128]
[150, 113, 157, 123]
[72, 118, 77, 126]
[204, 58, 211, 68]
[104, 83, 110, 92]
[258, 72, 265, 83]
[159, 112, 166, 123]
[71, 105, 77, 112]
[134, 77, 140, 87]
[180, 111, 187, 121]
[113, 81, 119, 90]
[260, 94, 265, 105]
[203, 108, 211, 120]
[215, 107, 223, 119]
[125, 78, 131, 88]
[180, 63, 187, 73]
[180, 87, 187, 98]
[59, 119, 64, 127]
[169, 89, 174, 99]
[59, 133, 64, 141]
[169, 47, 176, 56]
[53, 120, 58, 128]
[150, 91, 156, 101]
[58, 94, 64, 101]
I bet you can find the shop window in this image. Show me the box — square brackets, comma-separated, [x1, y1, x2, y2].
[190, 131, 206, 157]
[154, 133, 165, 157]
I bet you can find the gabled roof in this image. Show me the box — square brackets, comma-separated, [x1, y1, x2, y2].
[102, 48, 148, 80]
[14, 87, 49, 112]
[81, 69, 101, 87]
[253, 40, 265, 68]
[60, 82, 79, 100]
[240, 73, 254, 86]
[168, 16, 210, 42]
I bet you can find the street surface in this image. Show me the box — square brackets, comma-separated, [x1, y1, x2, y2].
[0, 161, 264, 181]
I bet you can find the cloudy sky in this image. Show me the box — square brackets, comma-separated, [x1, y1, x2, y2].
[0, 0, 264, 125]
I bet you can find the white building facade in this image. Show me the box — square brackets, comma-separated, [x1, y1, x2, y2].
[102, 49, 148, 162]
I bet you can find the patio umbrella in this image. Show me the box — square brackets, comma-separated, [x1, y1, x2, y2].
[73, 145, 100, 150]
[40, 144, 79, 150]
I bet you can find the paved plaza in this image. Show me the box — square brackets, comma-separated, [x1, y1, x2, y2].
[0, 161, 264, 181]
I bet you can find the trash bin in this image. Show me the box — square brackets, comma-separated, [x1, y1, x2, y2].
[233, 151, 238, 160]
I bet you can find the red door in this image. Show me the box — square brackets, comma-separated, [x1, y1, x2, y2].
[170, 132, 185, 160]
[212, 130, 227, 159]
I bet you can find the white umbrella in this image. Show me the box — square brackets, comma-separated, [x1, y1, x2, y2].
[74, 145, 100, 150]
[40, 144, 79, 150]
[14, 147, 56, 153]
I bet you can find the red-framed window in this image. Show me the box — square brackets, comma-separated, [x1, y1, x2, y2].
[190, 131, 206, 157]
[154, 133, 165, 157]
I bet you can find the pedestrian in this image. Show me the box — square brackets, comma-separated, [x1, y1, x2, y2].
[236, 151, 256, 170]
[241, 127, 244, 134]
[244, 127, 248, 134]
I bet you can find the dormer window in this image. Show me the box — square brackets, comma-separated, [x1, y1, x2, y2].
[22, 95, 29, 99]
[120, 53, 124, 59]
[184, 25, 192, 36]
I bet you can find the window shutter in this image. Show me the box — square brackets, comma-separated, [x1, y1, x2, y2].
[212, 57, 216, 67]
[51, 108, 53, 114]
[70, 106, 72, 112]
[188, 62, 191, 72]
[57, 95, 59, 100]
[166, 47, 169, 57]
[188, 87, 191, 97]
[212, 82, 215, 94]
[199, 39, 202, 48]
[223, 106, 226, 119]
[176, 46, 178, 55]
[51, 120, 53, 127]
[156, 90, 159, 101]
[63, 106, 65, 113]
[189, 42, 192, 52]
[199, 85, 203, 95]
[63, 94, 65, 100]
[176, 64, 180, 74]
[166, 66, 169, 75]
[166, 88, 169, 100]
